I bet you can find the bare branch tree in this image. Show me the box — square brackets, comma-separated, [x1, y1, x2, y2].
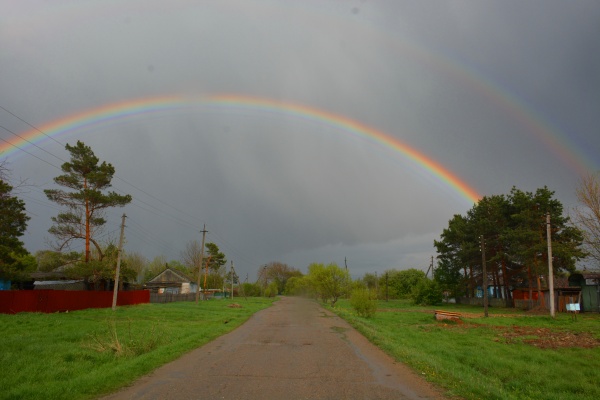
[181, 240, 203, 278]
[574, 172, 600, 269]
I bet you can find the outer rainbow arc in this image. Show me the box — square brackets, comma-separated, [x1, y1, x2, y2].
[1, 93, 481, 204]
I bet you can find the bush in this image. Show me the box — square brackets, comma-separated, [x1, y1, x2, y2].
[411, 279, 443, 306]
[241, 282, 262, 297]
[350, 289, 378, 318]
[264, 281, 279, 297]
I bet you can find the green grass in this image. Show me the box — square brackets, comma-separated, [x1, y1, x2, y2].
[330, 299, 600, 400]
[0, 298, 275, 400]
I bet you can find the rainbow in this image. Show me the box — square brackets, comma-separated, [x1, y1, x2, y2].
[0, 94, 482, 204]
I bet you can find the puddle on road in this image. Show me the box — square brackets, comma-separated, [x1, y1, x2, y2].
[331, 326, 349, 341]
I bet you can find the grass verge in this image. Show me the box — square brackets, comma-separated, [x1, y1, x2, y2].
[329, 299, 600, 400]
[0, 298, 275, 400]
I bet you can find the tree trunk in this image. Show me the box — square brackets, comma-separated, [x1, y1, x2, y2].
[84, 177, 90, 263]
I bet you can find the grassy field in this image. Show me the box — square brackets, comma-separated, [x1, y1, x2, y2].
[330, 299, 600, 400]
[0, 298, 275, 400]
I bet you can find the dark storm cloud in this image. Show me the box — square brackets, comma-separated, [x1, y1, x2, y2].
[1, 0, 599, 278]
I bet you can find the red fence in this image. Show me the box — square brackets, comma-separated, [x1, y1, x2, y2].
[0, 290, 150, 314]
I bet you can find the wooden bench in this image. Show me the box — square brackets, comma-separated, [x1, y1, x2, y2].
[434, 310, 461, 321]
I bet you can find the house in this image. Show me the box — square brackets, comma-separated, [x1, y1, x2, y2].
[145, 268, 196, 294]
[568, 273, 600, 313]
[512, 277, 582, 312]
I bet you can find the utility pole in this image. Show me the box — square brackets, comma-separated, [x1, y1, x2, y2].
[480, 235, 488, 317]
[385, 272, 389, 302]
[196, 225, 207, 303]
[547, 213, 556, 318]
[431, 256, 435, 279]
[112, 214, 127, 311]
[231, 260, 234, 300]
[344, 257, 348, 271]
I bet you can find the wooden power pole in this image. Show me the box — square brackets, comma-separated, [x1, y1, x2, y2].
[547, 213, 556, 318]
[196, 225, 207, 303]
[481, 235, 489, 318]
[112, 214, 127, 311]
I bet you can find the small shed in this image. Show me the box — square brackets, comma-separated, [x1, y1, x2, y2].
[145, 268, 196, 294]
[569, 273, 600, 313]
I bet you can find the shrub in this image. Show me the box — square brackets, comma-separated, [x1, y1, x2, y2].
[264, 281, 279, 297]
[350, 289, 378, 318]
[241, 282, 262, 297]
[411, 279, 443, 306]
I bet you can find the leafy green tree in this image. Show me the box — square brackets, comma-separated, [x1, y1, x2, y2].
[411, 279, 443, 306]
[205, 242, 226, 272]
[264, 281, 279, 298]
[435, 186, 585, 308]
[306, 263, 350, 306]
[262, 261, 302, 295]
[241, 282, 262, 297]
[284, 275, 310, 296]
[35, 249, 81, 273]
[0, 178, 33, 281]
[386, 268, 427, 299]
[468, 194, 514, 304]
[44, 141, 131, 262]
[508, 187, 585, 298]
[361, 272, 379, 295]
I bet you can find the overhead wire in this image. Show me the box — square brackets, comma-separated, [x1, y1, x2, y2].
[1, 105, 266, 267]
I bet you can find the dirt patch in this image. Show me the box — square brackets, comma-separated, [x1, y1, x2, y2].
[435, 320, 600, 349]
[497, 326, 600, 349]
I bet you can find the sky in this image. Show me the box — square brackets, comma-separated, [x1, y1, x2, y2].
[1, 0, 599, 280]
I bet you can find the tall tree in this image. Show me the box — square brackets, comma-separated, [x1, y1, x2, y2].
[262, 261, 302, 295]
[44, 141, 131, 262]
[435, 186, 585, 307]
[574, 172, 600, 269]
[434, 214, 479, 297]
[0, 178, 33, 281]
[181, 240, 203, 279]
[385, 268, 428, 299]
[205, 242, 226, 272]
[306, 263, 350, 306]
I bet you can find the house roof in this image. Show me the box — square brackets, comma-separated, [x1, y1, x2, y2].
[147, 268, 193, 284]
[568, 272, 600, 287]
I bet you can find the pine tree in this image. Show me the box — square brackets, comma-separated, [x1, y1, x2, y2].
[0, 179, 32, 280]
[44, 141, 131, 262]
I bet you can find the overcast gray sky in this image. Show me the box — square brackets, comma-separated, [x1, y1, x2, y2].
[1, 1, 599, 280]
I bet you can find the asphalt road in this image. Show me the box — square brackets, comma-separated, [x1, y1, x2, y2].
[101, 296, 447, 399]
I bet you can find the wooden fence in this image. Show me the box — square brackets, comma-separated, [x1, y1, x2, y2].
[149, 292, 197, 303]
[0, 290, 149, 314]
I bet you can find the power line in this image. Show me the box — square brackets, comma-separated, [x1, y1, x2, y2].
[0, 130, 62, 170]
[0, 104, 64, 147]
[1, 104, 264, 267]
[0, 123, 67, 164]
